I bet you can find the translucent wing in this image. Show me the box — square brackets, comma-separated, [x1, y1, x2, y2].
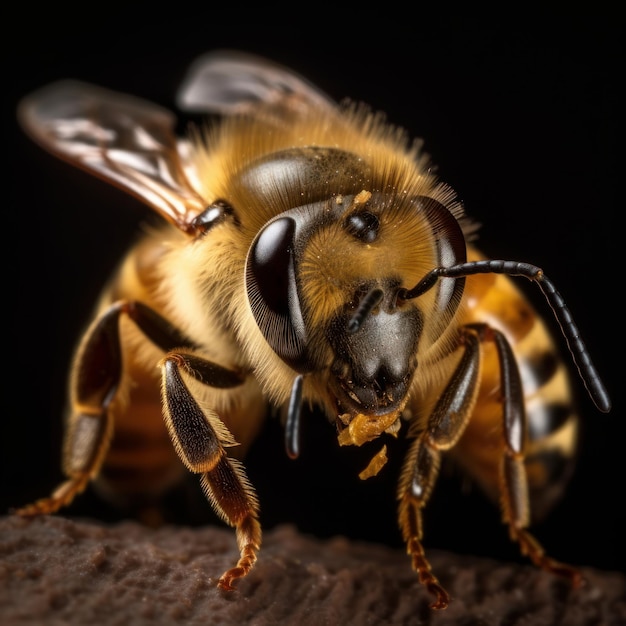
[176, 49, 336, 116]
[18, 80, 207, 233]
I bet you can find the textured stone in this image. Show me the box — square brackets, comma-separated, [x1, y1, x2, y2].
[1, 515, 624, 625]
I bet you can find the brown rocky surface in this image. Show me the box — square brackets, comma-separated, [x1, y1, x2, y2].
[0, 515, 624, 625]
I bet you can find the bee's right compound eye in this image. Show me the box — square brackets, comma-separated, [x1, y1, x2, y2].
[245, 217, 310, 371]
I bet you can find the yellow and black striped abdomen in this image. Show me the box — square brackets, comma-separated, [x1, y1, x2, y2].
[452, 247, 579, 521]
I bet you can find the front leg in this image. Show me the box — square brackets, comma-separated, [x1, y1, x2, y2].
[161, 353, 261, 590]
[397, 327, 483, 609]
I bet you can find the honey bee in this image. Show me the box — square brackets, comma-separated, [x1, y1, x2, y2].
[15, 50, 611, 610]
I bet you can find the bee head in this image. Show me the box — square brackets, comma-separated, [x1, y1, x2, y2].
[243, 147, 466, 424]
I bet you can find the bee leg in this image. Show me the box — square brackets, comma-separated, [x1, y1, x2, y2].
[13, 300, 212, 518]
[14, 302, 127, 517]
[160, 353, 261, 590]
[397, 438, 448, 609]
[398, 328, 483, 609]
[490, 327, 583, 586]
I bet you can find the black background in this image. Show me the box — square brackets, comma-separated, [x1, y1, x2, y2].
[5, 7, 623, 575]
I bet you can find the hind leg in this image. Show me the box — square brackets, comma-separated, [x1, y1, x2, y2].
[489, 326, 581, 584]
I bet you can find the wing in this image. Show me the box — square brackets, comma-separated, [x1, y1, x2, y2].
[18, 80, 207, 233]
[176, 49, 336, 116]
[18, 51, 337, 232]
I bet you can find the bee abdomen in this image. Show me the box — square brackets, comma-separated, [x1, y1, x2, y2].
[522, 356, 579, 520]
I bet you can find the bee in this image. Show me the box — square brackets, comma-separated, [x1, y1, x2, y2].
[15, 50, 610, 610]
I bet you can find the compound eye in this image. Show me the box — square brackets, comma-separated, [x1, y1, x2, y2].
[344, 211, 380, 243]
[246, 217, 309, 371]
[249, 217, 295, 317]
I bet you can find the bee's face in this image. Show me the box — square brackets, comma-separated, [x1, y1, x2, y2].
[242, 147, 467, 424]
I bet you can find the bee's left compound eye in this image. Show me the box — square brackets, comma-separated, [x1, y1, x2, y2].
[246, 217, 309, 371]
